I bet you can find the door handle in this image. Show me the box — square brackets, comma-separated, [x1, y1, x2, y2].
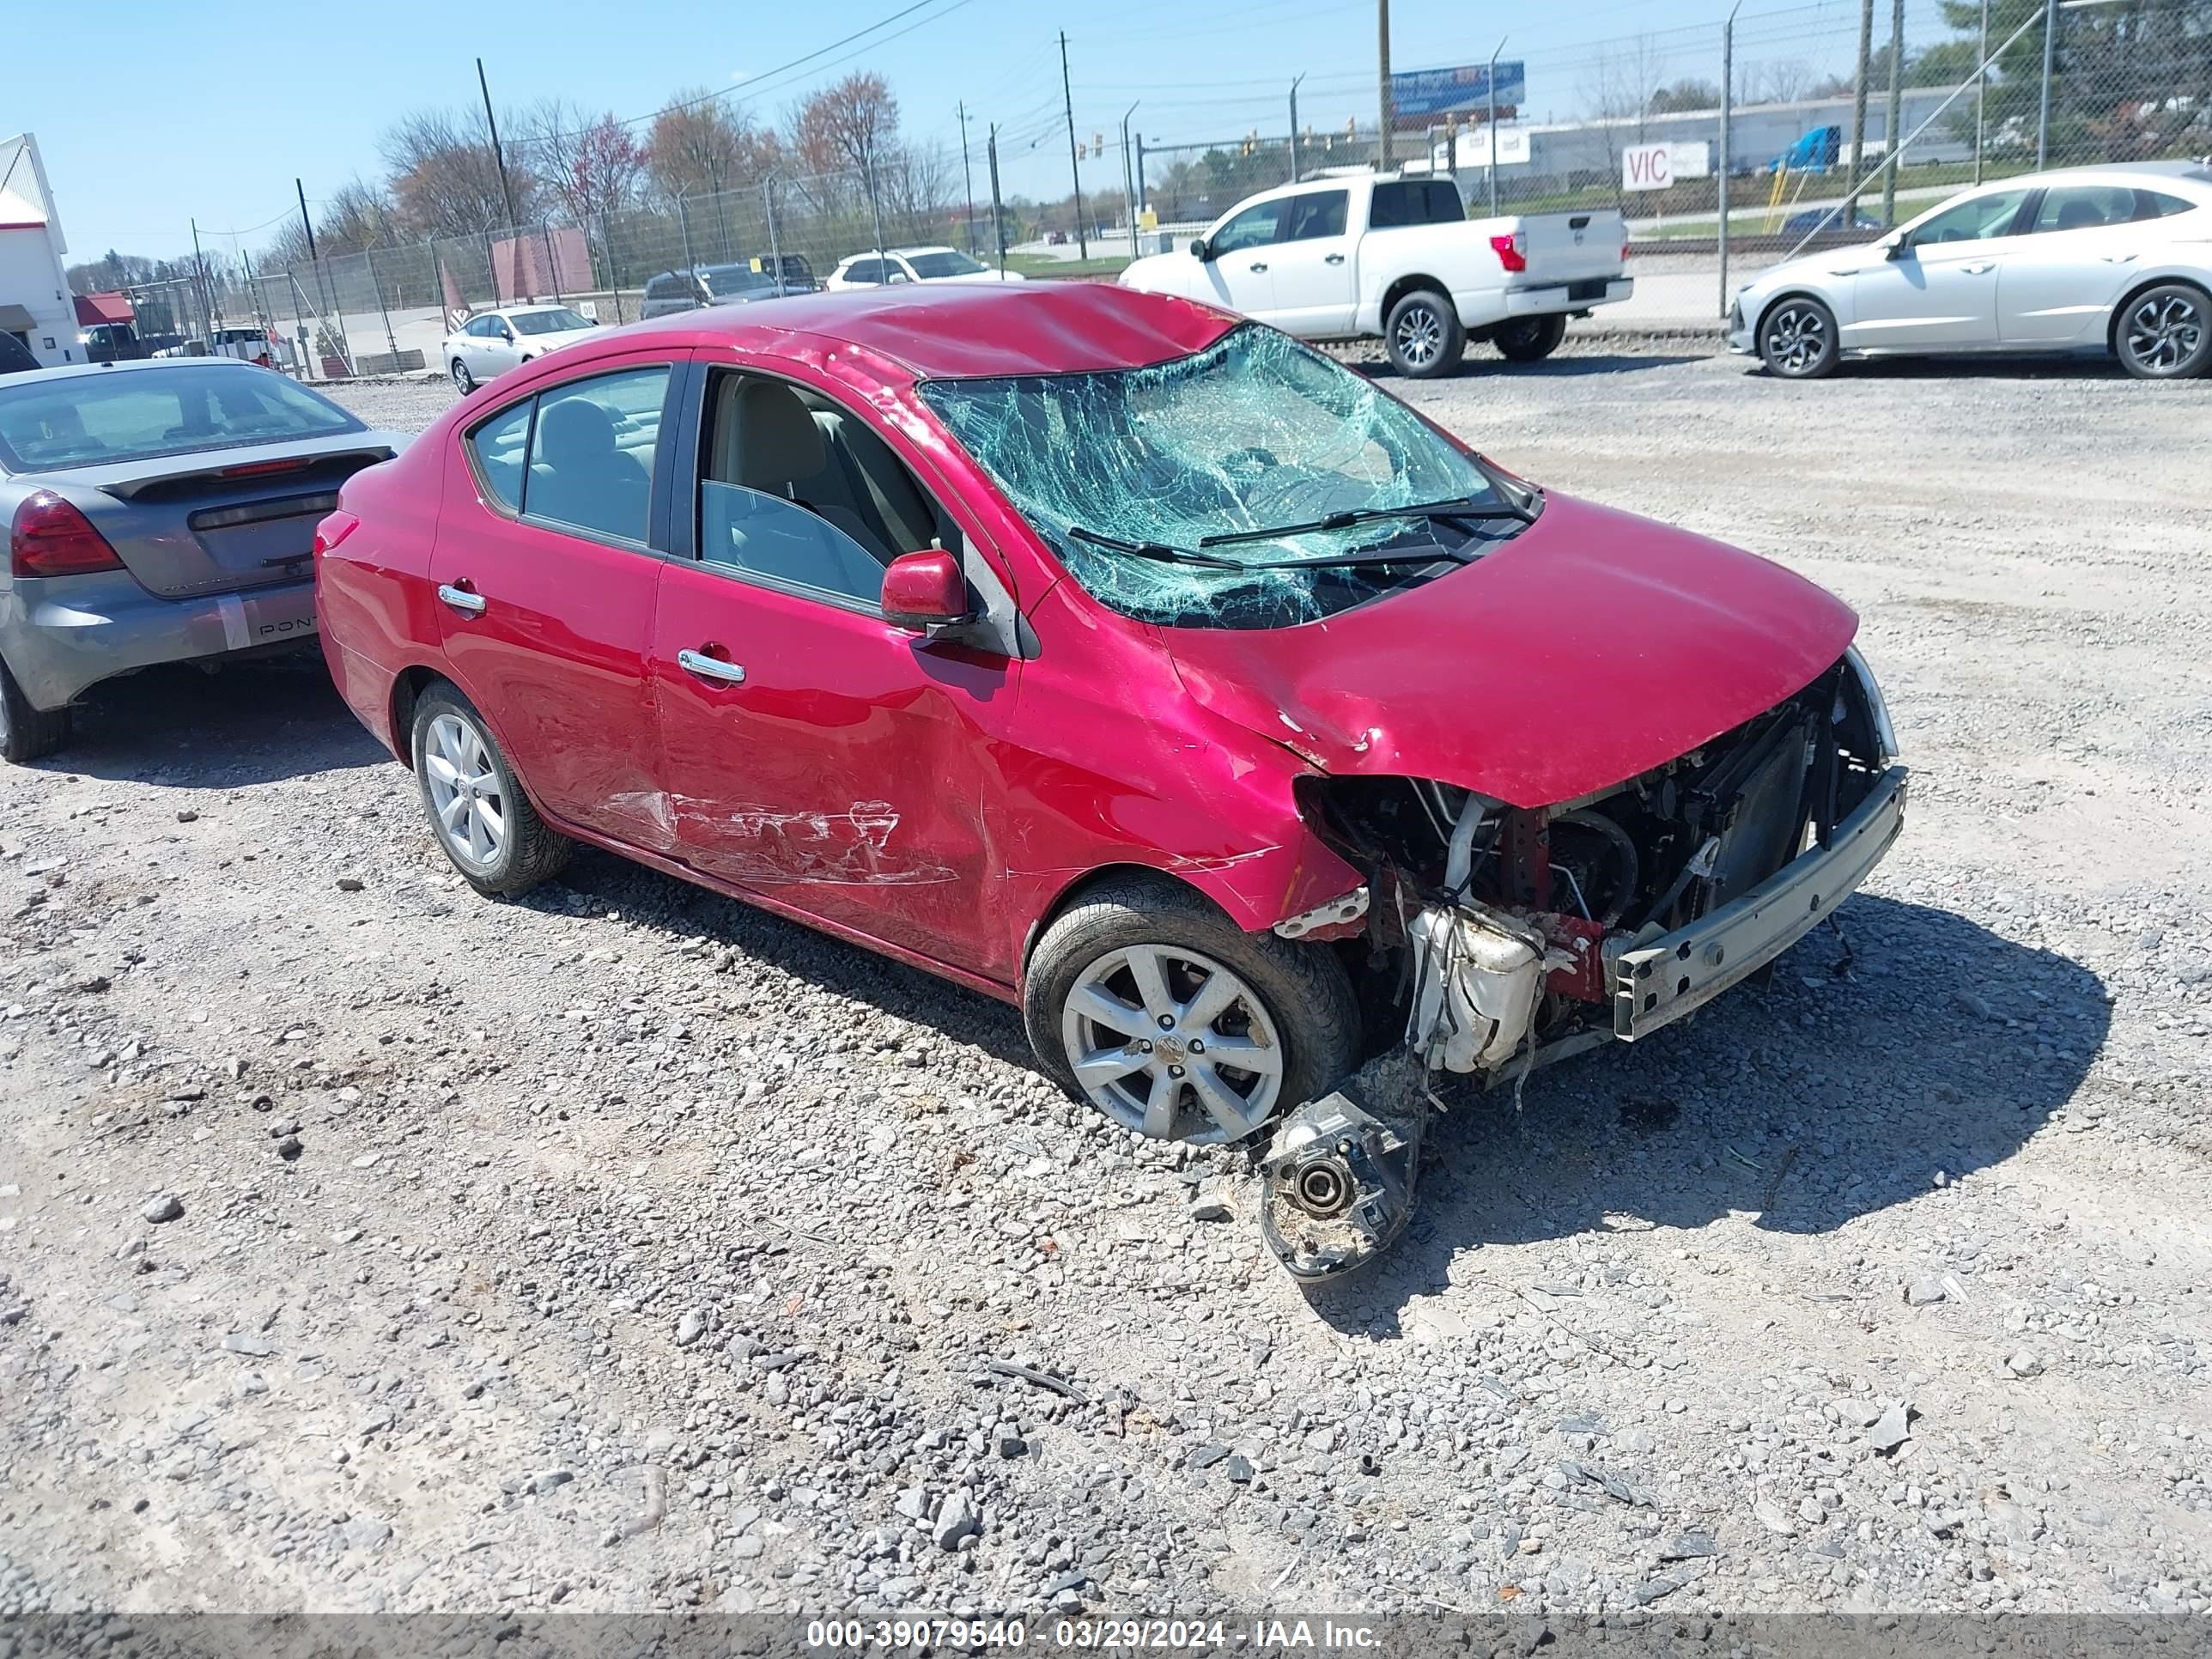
[678, 648, 746, 685]
[1323, 252, 1346, 265]
[1249, 262, 1269, 273]
[436, 582, 487, 616]
[1961, 262, 1996, 275]
[2100, 252, 2139, 264]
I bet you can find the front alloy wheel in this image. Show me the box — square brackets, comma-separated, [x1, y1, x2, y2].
[1061, 944, 1286, 1142]
[2117, 284, 2209, 380]
[1759, 296, 1838, 380]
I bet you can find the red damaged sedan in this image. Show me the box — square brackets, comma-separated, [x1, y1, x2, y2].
[315, 283, 1905, 1158]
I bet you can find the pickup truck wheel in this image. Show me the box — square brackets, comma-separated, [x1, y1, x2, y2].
[1384, 289, 1465, 379]
[1759, 296, 1839, 380]
[1493, 314, 1567, 362]
[1024, 875, 1358, 1146]
[0, 654, 72, 764]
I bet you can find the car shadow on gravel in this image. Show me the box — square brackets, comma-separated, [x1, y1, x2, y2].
[26, 653, 388, 787]
[535, 845, 1037, 1069]
[1361, 354, 1705, 382]
[1303, 891, 2110, 1333]
[1741, 356, 2136, 383]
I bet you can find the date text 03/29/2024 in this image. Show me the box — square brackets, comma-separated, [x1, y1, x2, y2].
[804, 1619, 1384, 1650]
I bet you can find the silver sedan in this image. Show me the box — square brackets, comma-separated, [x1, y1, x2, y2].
[1729, 161, 2212, 380]
[1, 359, 400, 762]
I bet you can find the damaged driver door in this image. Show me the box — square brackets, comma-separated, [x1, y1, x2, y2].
[648, 365, 1013, 977]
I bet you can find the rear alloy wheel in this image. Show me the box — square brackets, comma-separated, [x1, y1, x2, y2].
[0, 654, 72, 763]
[2115, 283, 2209, 380]
[1024, 876, 1358, 1145]
[1493, 313, 1567, 363]
[410, 686, 568, 896]
[1759, 296, 1839, 380]
[451, 358, 476, 395]
[1384, 289, 1467, 380]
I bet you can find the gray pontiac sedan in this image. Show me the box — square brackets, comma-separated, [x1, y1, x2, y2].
[0, 359, 401, 761]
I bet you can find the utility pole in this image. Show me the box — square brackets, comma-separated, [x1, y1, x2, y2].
[1974, 0, 1990, 183]
[1486, 36, 1507, 216]
[1059, 32, 1089, 258]
[1120, 100, 1141, 256]
[1881, 0, 1905, 226]
[987, 124, 1007, 270]
[1719, 2, 1741, 319]
[2035, 0, 2057, 167]
[477, 58, 520, 232]
[294, 177, 330, 351]
[1845, 0, 1874, 221]
[1376, 0, 1395, 170]
[189, 216, 212, 340]
[1289, 75, 1304, 183]
[957, 102, 976, 253]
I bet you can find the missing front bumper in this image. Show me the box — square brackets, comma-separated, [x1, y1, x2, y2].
[1608, 763, 1908, 1041]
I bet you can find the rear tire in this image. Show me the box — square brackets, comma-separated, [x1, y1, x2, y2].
[1383, 289, 1467, 380]
[1493, 313, 1567, 362]
[409, 684, 568, 896]
[1758, 295, 1840, 380]
[0, 655, 71, 764]
[2113, 282, 2210, 380]
[1023, 873, 1359, 1145]
[451, 359, 476, 395]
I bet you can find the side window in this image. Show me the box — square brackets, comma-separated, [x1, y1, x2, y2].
[1369, 182, 1414, 228]
[644, 275, 674, 300]
[846, 259, 886, 285]
[1283, 191, 1349, 242]
[1908, 188, 2032, 246]
[1211, 201, 1285, 256]
[2031, 185, 2136, 233]
[1422, 180, 1465, 223]
[696, 371, 959, 609]
[2140, 190, 2198, 220]
[467, 398, 532, 513]
[522, 366, 670, 544]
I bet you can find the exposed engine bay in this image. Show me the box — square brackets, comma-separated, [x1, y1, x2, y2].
[1257, 648, 1906, 1281]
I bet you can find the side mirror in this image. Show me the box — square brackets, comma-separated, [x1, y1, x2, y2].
[881, 550, 973, 635]
[498, 326, 515, 341]
[1189, 237, 1212, 261]
[1882, 232, 1909, 260]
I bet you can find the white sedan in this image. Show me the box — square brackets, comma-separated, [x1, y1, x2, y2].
[1728, 161, 2212, 380]
[442, 305, 600, 394]
[824, 247, 1026, 291]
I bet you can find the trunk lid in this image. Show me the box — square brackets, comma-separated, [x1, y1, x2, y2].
[1162, 492, 1856, 809]
[55, 434, 398, 599]
[1507, 210, 1626, 288]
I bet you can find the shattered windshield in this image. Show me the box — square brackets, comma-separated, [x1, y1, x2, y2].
[917, 325, 1528, 629]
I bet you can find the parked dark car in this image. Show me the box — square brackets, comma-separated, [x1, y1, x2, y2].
[639, 263, 809, 319]
[1782, 208, 1884, 235]
[0, 333, 39, 376]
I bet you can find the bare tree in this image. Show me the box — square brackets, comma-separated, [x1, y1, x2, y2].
[789, 72, 900, 187]
[524, 100, 650, 225]
[380, 106, 543, 237]
[1750, 57, 1817, 105]
[1580, 34, 1672, 178]
[645, 93, 780, 204]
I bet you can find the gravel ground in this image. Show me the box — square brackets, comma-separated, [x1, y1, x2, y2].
[3, 347, 2209, 1626]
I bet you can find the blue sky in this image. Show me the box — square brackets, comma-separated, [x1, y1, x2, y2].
[20, 0, 1887, 261]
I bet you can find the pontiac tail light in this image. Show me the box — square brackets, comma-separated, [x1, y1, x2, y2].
[10, 491, 125, 579]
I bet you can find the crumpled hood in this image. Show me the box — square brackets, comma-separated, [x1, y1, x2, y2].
[1164, 492, 1857, 809]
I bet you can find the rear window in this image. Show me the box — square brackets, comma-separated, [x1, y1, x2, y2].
[1370, 180, 1464, 228]
[0, 364, 362, 473]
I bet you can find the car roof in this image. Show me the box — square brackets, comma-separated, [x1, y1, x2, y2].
[2008, 161, 2212, 191]
[606, 281, 1236, 378]
[495, 302, 577, 315]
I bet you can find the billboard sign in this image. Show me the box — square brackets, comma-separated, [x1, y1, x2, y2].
[1621, 140, 1712, 191]
[1437, 127, 1532, 171]
[1390, 61, 1528, 121]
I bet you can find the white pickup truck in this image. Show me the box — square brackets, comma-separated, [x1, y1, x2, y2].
[1119, 173, 1632, 378]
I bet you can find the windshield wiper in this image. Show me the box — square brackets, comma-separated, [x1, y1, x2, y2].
[1067, 525, 1246, 568]
[1196, 494, 1533, 548]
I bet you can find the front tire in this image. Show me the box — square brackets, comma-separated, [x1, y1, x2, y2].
[410, 684, 568, 896]
[1384, 289, 1466, 380]
[0, 654, 71, 763]
[2114, 283, 2209, 380]
[1024, 875, 1358, 1145]
[1759, 295, 1839, 380]
[451, 359, 476, 395]
[1493, 313, 1567, 362]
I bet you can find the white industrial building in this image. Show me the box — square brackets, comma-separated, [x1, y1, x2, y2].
[2, 133, 81, 367]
